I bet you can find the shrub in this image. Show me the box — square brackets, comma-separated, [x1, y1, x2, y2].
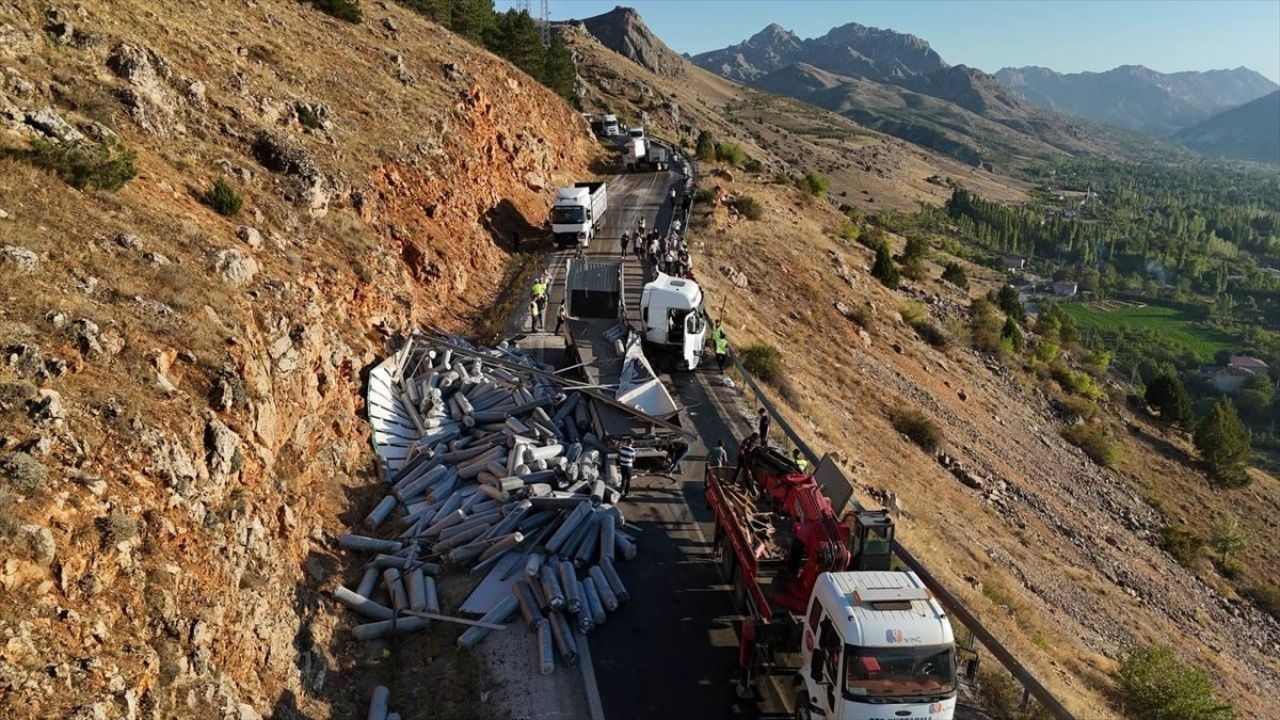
[198, 179, 243, 216]
[0, 452, 47, 498]
[1059, 396, 1098, 422]
[740, 343, 782, 383]
[0, 490, 19, 540]
[1033, 341, 1061, 364]
[913, 321, 949, 348]
[1001, 317, 1024, 354]
[941, 261, 969, 289]
[1116, 645, 1235, 720]
[714, 142, 744, 166]
[301, 0, 362, 22]
[891, 409, 942, 453]
[1053, 366, 1104, 399]
[1061, 423, 1119, 466]
[693, 187, 717, 204]
[1159, 525, 1204, 567]
[969, 298, 1002, 354]
[101, 511, 139, 546]
[296, 103, 322, 129]
[978, 669, 1051, 720]
[797, 171, 828, 196]
[1246, 584, 1280, 621]
[1195, 398, 1251, 487]
[730, 194, 763, 220]
[695, 130, 715, 161]
[839, 221, 861, 243]
[899, 301, 927, 326]
[7, 137, 137, 191]
[871, 243, 899, 289]
[743, 158, 764, 174]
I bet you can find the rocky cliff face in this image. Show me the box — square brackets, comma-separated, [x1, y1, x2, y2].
[0, 2, 593, 718]
[573, 6, 687, 79]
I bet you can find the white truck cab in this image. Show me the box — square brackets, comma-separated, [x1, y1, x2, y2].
[640, 273, 706, 371]
[602, 114, 620, 136]
[627, 126, 645, 139]
[798, 572, 957, 720]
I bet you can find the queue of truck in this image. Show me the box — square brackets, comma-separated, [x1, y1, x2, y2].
[541, 126, 960, 720]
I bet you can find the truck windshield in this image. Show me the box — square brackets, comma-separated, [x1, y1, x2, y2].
[551, 206, 586, 225]
[843, 644, 956, 701]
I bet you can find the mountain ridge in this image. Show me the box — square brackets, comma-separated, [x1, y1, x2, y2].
[1173, 89, 1280, 164]
[995, 64, 1278, 135]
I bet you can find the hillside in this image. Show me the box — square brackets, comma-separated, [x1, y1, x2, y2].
[1173, 90, 1280, 164]
[0, 1, 596, 717]
[996, 64, 1278, 135]
[692, 21, 1189, 168]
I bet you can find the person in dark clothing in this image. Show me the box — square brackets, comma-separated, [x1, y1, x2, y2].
[554, 301, 566, 334]
[665, 440, 690, 475]
[757, 408, 771, 445]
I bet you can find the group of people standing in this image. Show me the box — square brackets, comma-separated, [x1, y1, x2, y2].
[527, 270, 566, 334]
[620, 222, 693, 281]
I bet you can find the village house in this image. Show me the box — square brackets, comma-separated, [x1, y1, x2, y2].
[1210, 356, 1270, 394]
[1052, 280, 1078, 297]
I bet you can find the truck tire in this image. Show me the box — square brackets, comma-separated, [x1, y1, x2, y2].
[718, 534, 735, 582]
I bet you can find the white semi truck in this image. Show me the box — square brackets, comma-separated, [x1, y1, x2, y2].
[624, 135, 671, 173]
[798, 572, 957, 720]
[602, 114, 621, 137]
[639, 272, 705, 370]
[550, 181, 607, 249]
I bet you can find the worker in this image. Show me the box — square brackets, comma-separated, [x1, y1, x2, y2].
[531, 278, 547, 304]
[529, 298, 541, 332]
[669, 187, 676, 205]
[637, 217, 646, 233]
[673, 217, 682, 233]
[712, 319, 726, 346]
[665, 439, 690, 475]
[707, 439, 728, 468]
[554, 300, 566, 334]
[714, 330, 729, 373]
[633, 233, 645, 260]
[734, 433, 759, 494]
[619, 230, 630, 258]
[616, 437, 636, 498]
[792, 448, 810, 473]
[757, 407, 771, 445]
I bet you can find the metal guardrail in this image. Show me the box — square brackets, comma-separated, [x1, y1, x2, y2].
[678, 151, 1077, 720]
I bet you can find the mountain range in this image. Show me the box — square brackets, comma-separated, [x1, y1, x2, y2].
[995, 65, 1278, 136]
[690, 19, 1275, 167]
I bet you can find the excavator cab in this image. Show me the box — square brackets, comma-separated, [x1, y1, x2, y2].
[846, 510, 894, 571]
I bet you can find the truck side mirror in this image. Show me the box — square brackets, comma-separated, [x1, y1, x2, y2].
[809, 649, 825, 682]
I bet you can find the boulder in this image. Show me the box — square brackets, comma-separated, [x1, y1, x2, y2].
[213, 249, 259, 286]
[24, 107, 83, 142]
[236, 226, 263, 248]
[1, 245, 38, 274]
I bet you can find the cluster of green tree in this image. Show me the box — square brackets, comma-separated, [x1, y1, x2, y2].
[694, 130, 755, 170]
[395, 1, 577, 104]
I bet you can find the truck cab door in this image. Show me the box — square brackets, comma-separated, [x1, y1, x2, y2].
[816, 616, 843, 716]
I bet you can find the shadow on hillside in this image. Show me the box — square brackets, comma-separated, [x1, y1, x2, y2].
[482, 198, 545, 252]
[1126, 418, 1197, 467]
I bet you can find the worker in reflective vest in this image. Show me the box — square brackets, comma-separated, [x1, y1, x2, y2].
[792, 448, 810, 473]
[529, 299, 541, 331]
[714, 333, 729, 373]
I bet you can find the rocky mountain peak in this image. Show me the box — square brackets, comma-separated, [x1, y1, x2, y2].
[576, 5, 687, 78]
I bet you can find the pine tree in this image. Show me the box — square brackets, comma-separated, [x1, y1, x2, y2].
[1144, 371, 1193, 429]
[1194, 398, 1252, 487]
[695, 130, 716, 162]
[542, 34, 578, 105]
[1001, 316, 1024, 353]
[1209, 514, 1246, 564]
[451, 0, 494, 42]
[941, 261, 969, 289]
[871, 243, 899, 289]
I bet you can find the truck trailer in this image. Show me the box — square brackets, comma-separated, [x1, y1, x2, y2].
[551, 181, 608, 249]
[706, 444, 959, 720]
[625, 135, 671, 173]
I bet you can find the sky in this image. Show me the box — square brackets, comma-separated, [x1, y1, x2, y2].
[496, 0, 1280, 83]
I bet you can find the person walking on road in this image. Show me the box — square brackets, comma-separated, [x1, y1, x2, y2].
[619, 230, 630, 258]
[757, 407, 771, 445]
[616, 437, 636, 498]
[633, 233, 645, 261]
[529, 299, 541, 332]
[554, 300, 566, 334]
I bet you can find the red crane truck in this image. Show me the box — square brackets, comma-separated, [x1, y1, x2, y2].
[706, 439, 959, 720]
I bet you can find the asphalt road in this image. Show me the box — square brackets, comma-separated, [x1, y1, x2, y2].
[511, 159, 792, 720]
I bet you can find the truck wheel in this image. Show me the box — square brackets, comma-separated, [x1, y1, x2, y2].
[718, 535, 735, 581]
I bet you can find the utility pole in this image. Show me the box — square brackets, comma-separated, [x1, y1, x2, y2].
[541, 0, 551, 45]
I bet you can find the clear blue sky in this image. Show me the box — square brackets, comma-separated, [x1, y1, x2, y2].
[497, 0, 1280, 82]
